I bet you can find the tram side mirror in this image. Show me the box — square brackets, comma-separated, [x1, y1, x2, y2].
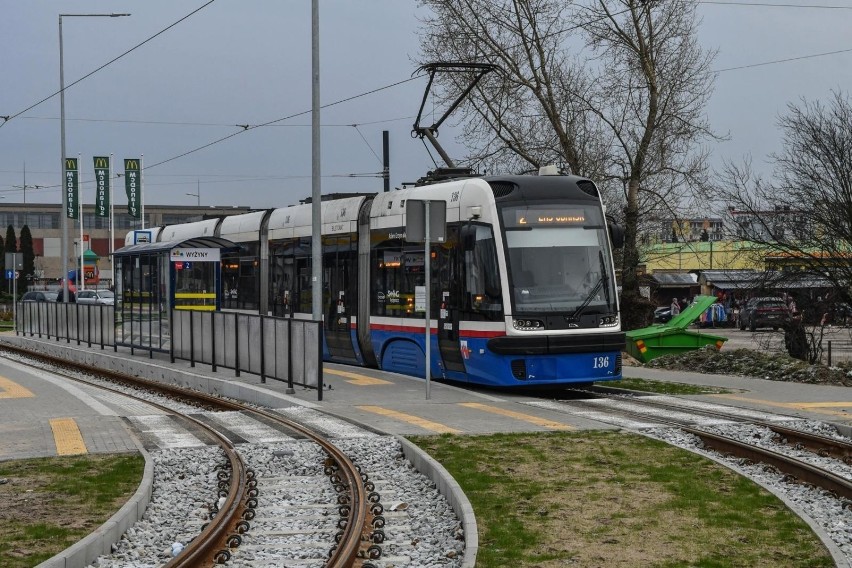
[608, 220, 625, 249]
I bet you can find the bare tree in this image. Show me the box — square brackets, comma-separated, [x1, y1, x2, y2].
[417, 0, 718, 326]
[716, 91, 852, 306]
[715, 91, 852, 360]
[417, 0, 606, 176]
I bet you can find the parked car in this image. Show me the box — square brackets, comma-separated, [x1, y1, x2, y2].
[738, 297, 789, 331]
[830, 302, 852, 326]
[653, 306, 673, 323]
[21, 291, 58, 303]
[76, 289, 115, 305]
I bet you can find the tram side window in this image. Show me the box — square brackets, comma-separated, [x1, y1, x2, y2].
[269, 240, 298, 316]
[296, 254, 313, 314]
[464, 224, 503, 319]
[372, 234, 424, 318]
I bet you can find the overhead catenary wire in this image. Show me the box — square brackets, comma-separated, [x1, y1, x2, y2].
[351, 124, 383, 165]
[0, 0, 217, 130]
[14, 115, 417, 129]
[699, 1, 852, 9]
[2, 0, 844, 134]
[144, 75, 423, 170]
[137, 1, 852, 173]
[2, 0, 849, 190]
[0, 171, 387, 196]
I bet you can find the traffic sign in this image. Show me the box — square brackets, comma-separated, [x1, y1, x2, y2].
[4, 270, 11, 279]
[15, 271, 20, 280]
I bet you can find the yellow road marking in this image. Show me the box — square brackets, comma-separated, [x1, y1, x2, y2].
[49, 418, 88, 456]
[356, 406, 461, 434]
[459, 402, 575, 430]
[713, 394, 852, 417]
[795, 402, 852, 409]
[325, 368, 391, 386]
[0, 376, 34, 399]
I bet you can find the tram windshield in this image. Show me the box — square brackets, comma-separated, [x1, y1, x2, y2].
[501, 204, 616, 314]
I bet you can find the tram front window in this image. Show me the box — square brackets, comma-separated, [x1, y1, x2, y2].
[502, 205, 615, 314]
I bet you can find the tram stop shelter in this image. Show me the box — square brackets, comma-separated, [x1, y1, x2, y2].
[112, 237, 237, 353]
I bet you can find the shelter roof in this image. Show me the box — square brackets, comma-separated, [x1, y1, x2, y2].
[698, 269, 762, 289]
[699, 269, 833, 290]
[649, 272, 698, 287]
[112, 237, 237, 257]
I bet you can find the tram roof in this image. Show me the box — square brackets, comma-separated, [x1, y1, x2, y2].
[112, 236, 237, 257]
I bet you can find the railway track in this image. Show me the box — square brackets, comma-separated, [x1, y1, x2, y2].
[539, 389, 852, 487]
[0, 344, 403, 567]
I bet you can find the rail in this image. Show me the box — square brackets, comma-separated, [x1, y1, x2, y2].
[0, 342, 373, 567]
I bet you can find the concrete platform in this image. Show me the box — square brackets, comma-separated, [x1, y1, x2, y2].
[4, 332, 852, 445]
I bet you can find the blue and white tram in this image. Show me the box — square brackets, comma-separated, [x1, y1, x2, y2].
[130, 171, 625, 387]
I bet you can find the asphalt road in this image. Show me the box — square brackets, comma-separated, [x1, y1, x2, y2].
[692, 324, 852, 364]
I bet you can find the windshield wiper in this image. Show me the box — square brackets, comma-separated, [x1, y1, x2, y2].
[567, 278, 603, 322]
[599, 250, 611, 310]
[567, 251, 612, 322]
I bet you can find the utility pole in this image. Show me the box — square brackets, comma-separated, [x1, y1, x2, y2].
[383, 130, 389, 192]
[12, 162, 44, 203]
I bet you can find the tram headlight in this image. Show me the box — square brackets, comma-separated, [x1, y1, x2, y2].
[513, 318, 544, 330]
[599, 315, 619, 327]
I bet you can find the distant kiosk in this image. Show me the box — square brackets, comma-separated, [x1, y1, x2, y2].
[81, 249, 99, 288]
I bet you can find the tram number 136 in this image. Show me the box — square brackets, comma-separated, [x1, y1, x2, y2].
[592, 356, 610, 369]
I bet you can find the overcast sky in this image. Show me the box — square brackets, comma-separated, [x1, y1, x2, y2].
[1, 1, 850, 211]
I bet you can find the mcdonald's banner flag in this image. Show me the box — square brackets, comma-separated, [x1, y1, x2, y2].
[124, 158, 141, 219]
[93, 156, 110, 218]
[65, 157, 79, 220]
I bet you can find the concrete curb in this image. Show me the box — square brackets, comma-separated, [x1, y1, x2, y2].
[37, 445, 154, 568]
[396, 435, 478, 567]
[9, 336, 478, 566]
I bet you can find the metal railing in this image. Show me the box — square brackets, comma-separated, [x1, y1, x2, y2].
[15, 302, 323, 397]
[170, 310, 322, 393]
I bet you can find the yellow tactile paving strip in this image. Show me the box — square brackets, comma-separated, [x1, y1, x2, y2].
[714, 394, 852, 418]
[0, 376, 34, 399]
[49, 418, 88, 455]
[325, 369, 392, 386]
[459, 402, 575, 430]
[356, 405, 461, 434]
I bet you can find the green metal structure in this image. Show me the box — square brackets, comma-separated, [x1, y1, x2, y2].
[625, 295, 728, 363]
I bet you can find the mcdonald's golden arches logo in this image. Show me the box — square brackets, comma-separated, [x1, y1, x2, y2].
[124, 159, 139, 171]
[94, 157, 109, 169]
[65, 158, 77, 170]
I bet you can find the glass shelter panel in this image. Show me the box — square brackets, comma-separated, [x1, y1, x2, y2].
[173, 262, 217, 311]
[115, 253, 170, 351]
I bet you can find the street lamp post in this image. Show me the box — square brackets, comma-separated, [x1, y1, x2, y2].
[186, 181, 200, 206]
[59, 13, 129, 303]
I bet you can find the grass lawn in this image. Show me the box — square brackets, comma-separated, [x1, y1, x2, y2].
[0, 384, 834, 567]
[411, 431, 833, 567]
[0, 453, 144, 568]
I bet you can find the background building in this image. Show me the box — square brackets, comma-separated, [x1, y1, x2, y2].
[659, 217, 725, 243]
[0, 203, 251, 287]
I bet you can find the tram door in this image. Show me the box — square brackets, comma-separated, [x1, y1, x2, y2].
[323, 235, 358, 361]
[437, 227, 466, 374]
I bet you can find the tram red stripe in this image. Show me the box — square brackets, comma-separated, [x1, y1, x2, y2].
[370, 323, 505, 338]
